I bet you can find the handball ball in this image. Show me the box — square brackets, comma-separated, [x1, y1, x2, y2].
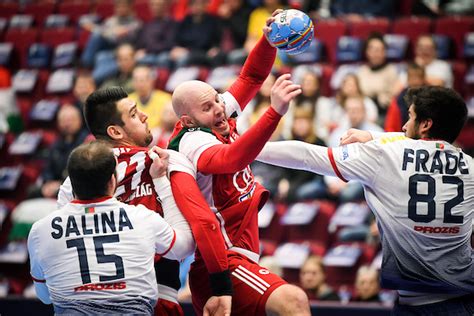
[268, 9, 314, 55]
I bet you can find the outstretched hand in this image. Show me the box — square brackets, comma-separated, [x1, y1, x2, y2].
[339, 128, 373, 145]
[263, 9, 284, 44]
[270, 73, 302, 116]
[148, 146, 170, 178]
[203, 295, 232, 316]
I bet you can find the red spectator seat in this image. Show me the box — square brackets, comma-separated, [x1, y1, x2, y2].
[41, 129, 60, 148]
[77, 29, 92, 51]
[4, 28, 39, 68]
[451, 60, 467, 96]
[15, 97, 33, 128]
[134, 0, 153, 23]
[154, 67, 171, 91]
[260, 239, 278, 256]
[434, 16, 474, 59]
[349, 18, 390, 39]
[95, 0, 114, 20]
[319, 65, 334, 97]
[397, 0, 415, 15]
[314, 19, 347, 64]
[39, 27, 76, 48]
[323, 242, 376, 288]
[23, 2, 56, 27]
[0, 2, 19, 19]
[456, 117, 474, 150]
[285, 200, 336, 247]
[259, 203, 286, 244]
[17, 70, 51, 106]
[58, 1, 91, 25]
[392, 16, 432, 43]
[392, 16, 432, 57]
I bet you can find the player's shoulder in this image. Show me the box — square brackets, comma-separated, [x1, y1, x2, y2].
[375, 134, 411, 146]
[168, 126, 218, 152]
[30, 208, 64, 234]
[126, 203, 159, 219]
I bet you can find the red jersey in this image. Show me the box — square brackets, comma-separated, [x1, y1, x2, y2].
[114, 146, 164, 215]
[169, 103, 270, 262]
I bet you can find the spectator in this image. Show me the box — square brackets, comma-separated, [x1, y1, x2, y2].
[81, 0, 141, 68]
[301, 0, 331, 20]
[100, 43, 136, 93]
[170, 0, 224, 67]
[353, 265, 381, 302]
[328, 73, 379, 131]
[300, 256, 339, 301]
[278, 108, 326, 203]
[411, 0, 474, 16]
[357, 34, 399, 116]
[410, 35, 453, 88]
[217, 0, 252, 64]
[134, 0, 177, 68]
[331, 0, 395, 20]
[71, 72, 96, 111]
[325, 97, 383, 203]
[282, 70, 331, 141]
[244, 0, 284, 53]
[328, 97, 383, 148]
[150, 102, 179, 149]
[385, 63, 426, 132]
[128, 65, 172, 130]
[28, 105, 88, 199]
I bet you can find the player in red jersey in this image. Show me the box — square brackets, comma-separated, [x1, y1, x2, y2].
[58, 87, 232, 316]
[167, 15, 311, 315]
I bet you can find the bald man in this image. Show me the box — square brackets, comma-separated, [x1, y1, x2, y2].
[168, 11, 310, 315]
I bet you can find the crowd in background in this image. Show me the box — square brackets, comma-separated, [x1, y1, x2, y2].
[0, 0, 473, 307]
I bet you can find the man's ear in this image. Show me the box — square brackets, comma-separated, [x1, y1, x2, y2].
[180, 115, 195, 128]
[106, 125, 124, 141]
[419, 118, 433, 136]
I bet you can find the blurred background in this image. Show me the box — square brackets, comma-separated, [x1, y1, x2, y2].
[0, 0, 473, 314]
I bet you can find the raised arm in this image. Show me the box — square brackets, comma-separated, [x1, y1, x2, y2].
[257, 140, 381, 185]
[226, 36, 276, 111]
[198, 74, 301, 174]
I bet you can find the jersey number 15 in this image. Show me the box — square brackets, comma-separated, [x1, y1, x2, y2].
[67, 234, 125, 284]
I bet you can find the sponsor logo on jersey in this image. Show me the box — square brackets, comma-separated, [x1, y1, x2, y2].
[74, 281, 126, 292]
[414, 226, 460, 234]
[233, 166, 254, 195]
[338, 145, 360, 162]
[380, 135, 407, 144]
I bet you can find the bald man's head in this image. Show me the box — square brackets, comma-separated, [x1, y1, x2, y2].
[172, 80, 214, 116]
[171, 80, 230, 135]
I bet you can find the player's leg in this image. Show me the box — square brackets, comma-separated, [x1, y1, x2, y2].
[265, 284, 310, 316]
[228, 253, 310, 315]
[155, 298, 184, 316]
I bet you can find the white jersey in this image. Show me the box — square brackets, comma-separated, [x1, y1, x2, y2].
[28, 197, 194, 314]
[258, 136, 474, 300]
